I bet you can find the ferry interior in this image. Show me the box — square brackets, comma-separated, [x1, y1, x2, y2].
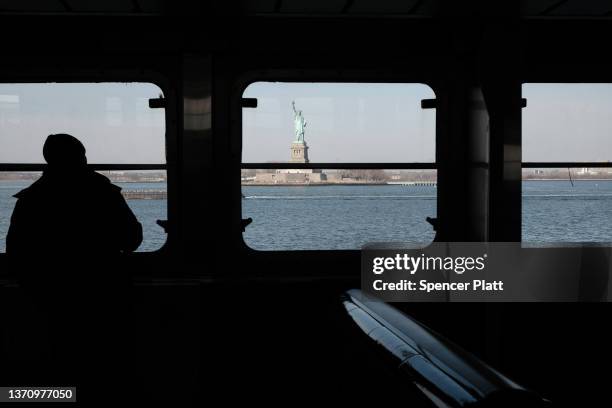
[1, 1, 612, 407]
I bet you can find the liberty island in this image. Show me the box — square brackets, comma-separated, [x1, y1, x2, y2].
[242, 101, 436, 186]
[249, 101, 327, 184]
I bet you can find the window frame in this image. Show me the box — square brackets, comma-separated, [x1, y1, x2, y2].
[0, 72, 176, 256]
[233, 71, 440, 253]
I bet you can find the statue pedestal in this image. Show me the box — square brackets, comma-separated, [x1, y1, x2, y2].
[290, 141, 309, 163]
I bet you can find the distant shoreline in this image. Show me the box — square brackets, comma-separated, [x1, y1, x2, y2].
[242, 182, 389, 187]
[242, 178, 612, 187]
[523, 178, 612, 181]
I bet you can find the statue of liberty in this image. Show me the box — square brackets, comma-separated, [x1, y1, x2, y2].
[292, 101, 307, 143]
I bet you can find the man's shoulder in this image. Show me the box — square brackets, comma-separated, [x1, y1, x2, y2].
[14, 171, 122, 200]
[89, 171, 122, 193]
[13, 178, 45, 200]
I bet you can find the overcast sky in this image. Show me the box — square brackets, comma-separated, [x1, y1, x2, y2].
[243, 82, 436, 162]
[243, 82, 612, 163]
[0, 83, 165, 164]
[523, 83, 612, 162]
[1, 82, 611, 164]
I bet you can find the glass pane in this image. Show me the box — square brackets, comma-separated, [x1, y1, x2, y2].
[523, 83, 612, 162]
[523, 168, 612, 243]
[0, 83, 165, 164]
[242, 82, 436, 250]
[0, 171, 167, 252]
[523, 83, 612, 244]
[242, 169, 437, 250]
[0, 82, 167, 252]
[242, 82, 435, 163]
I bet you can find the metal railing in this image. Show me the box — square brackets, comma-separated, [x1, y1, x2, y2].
[0, 163, 166, 172]
[241, 162, 437, 170]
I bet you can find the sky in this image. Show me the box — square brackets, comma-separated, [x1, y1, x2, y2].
[523, 83, 612, 162]
[242, 82, 612, 163]
[243, 82, 436, 162]
[0, 83, 165, 164]
[1, 82, 611, 164]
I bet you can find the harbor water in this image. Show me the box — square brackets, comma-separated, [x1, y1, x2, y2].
[2, 180, 612, 252]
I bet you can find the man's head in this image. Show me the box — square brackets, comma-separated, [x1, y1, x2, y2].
[43, 134, 87, 169]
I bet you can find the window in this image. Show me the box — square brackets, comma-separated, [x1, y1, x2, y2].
[0, 83, 167, 252]
[522, 83, 612, 243]
[241, 82, 436, 250]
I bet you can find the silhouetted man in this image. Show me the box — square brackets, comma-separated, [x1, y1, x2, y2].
[6, 134, 142, 392]
[7, 133, 142, 256]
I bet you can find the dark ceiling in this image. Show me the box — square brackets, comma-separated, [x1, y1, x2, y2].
[0, 0, 611, 17]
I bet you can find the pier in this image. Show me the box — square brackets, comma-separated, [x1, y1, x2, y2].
[122, 189, 167, 200]
[387, 181, 437, 186]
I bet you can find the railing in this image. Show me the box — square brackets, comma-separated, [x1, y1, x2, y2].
[0, 164, 166, 171]
[522, 162, 612, 168]
[243, 162, 612, 170]
[241, 163, 437, 170]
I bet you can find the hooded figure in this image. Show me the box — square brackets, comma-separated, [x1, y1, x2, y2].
[5, 134, 142, 392]
[7, 133, 142, 256]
